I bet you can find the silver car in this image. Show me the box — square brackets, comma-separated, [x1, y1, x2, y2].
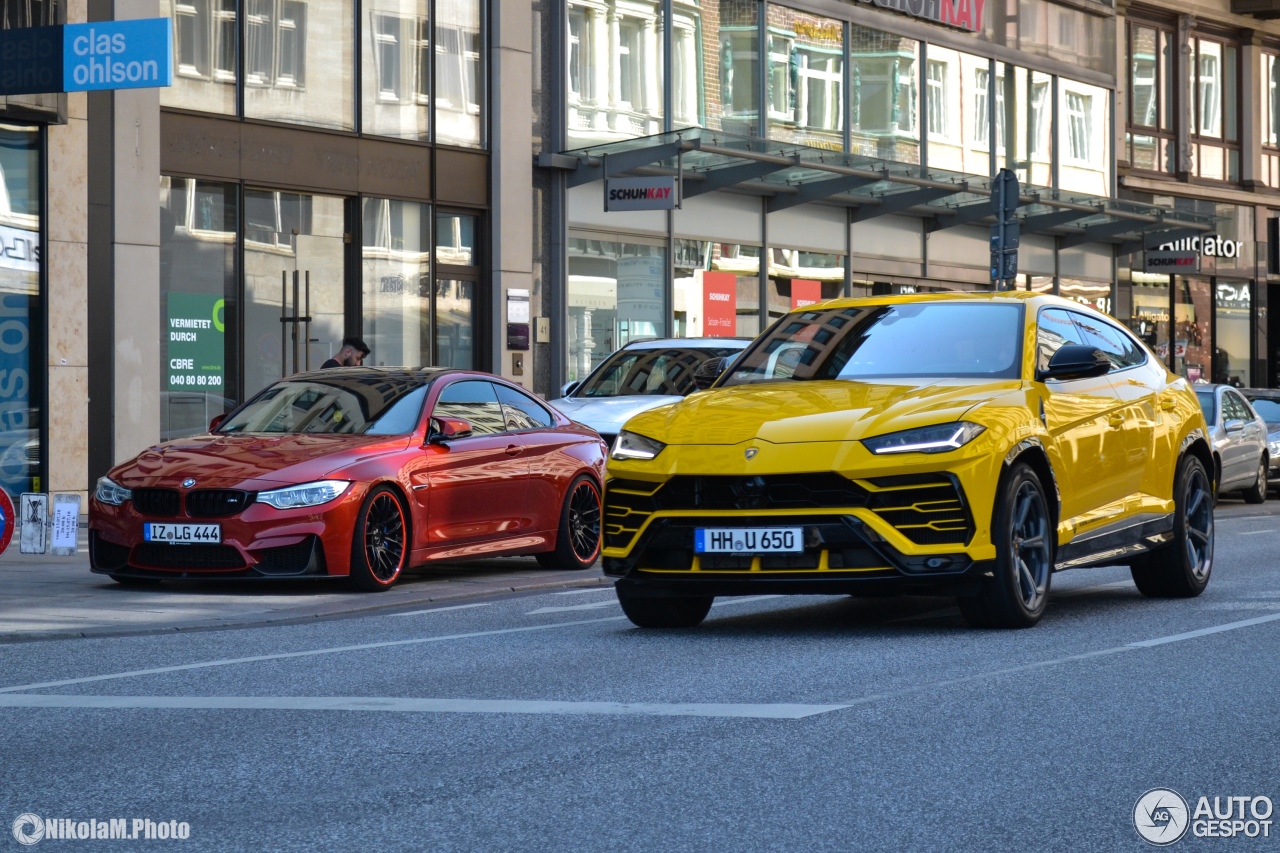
[554, 338, 750, 448]
[1196, 384, 1269, 503]
[1241, 388, 1280, 495]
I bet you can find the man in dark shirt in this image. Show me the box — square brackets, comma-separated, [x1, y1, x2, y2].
[321, 337, 370, 368]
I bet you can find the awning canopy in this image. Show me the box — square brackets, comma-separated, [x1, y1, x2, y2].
[544, 128, 1218, 255]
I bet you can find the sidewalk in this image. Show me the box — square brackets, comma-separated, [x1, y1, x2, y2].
[0, 527, 608, 643]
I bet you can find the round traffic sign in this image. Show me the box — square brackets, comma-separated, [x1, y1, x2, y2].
[0, 487, 15, 556]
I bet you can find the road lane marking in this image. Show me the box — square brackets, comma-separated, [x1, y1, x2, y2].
[1238, 530, 1272, 535]
[528, 601, 618, 615]
[711, 595, 785, 608]
[1125, 611, 1280, 647]
[0, 694, 846, 719]
[551, 588, 614, 596]
[392, 603, 492, 617]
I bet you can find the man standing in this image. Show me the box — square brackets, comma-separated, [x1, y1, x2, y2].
[321, 337, 370, 368]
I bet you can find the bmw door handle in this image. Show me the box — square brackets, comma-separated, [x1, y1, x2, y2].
[505, 444, 522, 457]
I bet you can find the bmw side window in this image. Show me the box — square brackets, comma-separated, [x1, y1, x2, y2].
[1036, 309, 1088, 373]
[495, 384, 554, 431]
[432, 381, 505, 436]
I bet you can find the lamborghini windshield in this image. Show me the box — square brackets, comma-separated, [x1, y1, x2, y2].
[721, 302, 1024, 386]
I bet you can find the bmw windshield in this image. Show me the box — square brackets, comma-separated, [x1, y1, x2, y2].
[218, 376, 429, 435]
[720, 302, 1024, 386]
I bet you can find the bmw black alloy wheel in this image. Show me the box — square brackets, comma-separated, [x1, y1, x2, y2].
[567, 480, 602, 563]
[364, 492, 406, 582]
[1183, 463, 1214, 582]
[1010, 478, 1051, 612]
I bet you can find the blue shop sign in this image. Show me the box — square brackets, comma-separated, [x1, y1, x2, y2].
[0, 18, 172, 96]
[64, 19, 173, 91]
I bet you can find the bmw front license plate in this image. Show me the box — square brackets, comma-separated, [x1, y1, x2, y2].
[143, 523, 221, 544]
[695, 527, 803, 554]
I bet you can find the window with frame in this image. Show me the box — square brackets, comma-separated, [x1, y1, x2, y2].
[973, 68, 1005, 151]
[435, 0, 483, 147]
[1125, 22, 1174, 174]
[767, 35, 794, 120]
[926, 59, 946, 139]
[1189, 35, 1239, 181]
[1065, 91, 1090, 161]
[1263, 52, 1280, 188]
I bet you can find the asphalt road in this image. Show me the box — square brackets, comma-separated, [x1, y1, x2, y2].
[1, 497, 1278, 851]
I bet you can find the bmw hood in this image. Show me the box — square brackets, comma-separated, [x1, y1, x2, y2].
[621, 379, 1024, 445]
[552, 395, 682, 436]
[106, 433, 412, 489]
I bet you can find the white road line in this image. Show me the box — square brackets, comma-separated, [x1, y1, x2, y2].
[711, 595, 786, 608]
[528, 601, 618, 615]
[1125, 611, 1280, 647]
[391, 603, 492, 617]
[0, 694, 845, 719]
[1238, 530, 1272, 535]
[551, 588, 614, 596]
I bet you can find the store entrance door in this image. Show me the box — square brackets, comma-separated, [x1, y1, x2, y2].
[243, 191, 347, 392]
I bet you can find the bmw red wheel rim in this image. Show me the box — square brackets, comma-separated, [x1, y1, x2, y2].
[364, 493, 406, 583]
[568, 481, 602, 564]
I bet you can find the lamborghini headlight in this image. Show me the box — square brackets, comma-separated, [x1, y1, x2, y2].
[863, 422, 987, 455]
[611, 431, 666, 462]
[257, 480, 351, 509]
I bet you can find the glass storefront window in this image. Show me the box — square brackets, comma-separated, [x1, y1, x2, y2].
[1058, 78, 1111, 195]
[849, 27, 918, 163]
[243, 190, 347, 390]
[362, 0, 431, 140]
[162, 0, 238, 114]
[1174, 277, 1212, 384]
[566, 0, 663, 146]
[766, 7, 843, 151]
[567, 236, 666, 382]
[434, 211, 478, 367]
[243, 0, 356, 131]
[436, 0, 484, 147]
[667, 0, 755, 138]
[159, 178, 239, 441]
[1128, 279, 1171, 370]
[362, 198, 431, 367]
[673, 239, 760, 341]
[0, 126, 41, 495]
[1214, 281, 1251, 387]
[765, 248, 844, 326]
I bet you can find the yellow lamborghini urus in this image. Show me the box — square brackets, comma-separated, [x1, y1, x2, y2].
[603, 292, 1215, 629]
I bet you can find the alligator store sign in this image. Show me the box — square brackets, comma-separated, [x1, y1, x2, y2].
[854, 0, 985, 33]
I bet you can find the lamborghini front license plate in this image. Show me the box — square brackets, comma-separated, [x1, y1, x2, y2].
[694, 527, 803, 554]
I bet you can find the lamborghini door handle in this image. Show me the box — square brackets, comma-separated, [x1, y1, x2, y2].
[1160, 397, 1177, 412]
[1108, 413, 1125, 428]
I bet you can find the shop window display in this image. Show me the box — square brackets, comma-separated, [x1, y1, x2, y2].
[765, 249, 844, 325]
[673, 240, 761, 342]
[567, 236, 667, 382]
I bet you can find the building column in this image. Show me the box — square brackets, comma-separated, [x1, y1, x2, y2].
[1242, 31, 1264, 188]
[490, 0, 534, 386]
[608, 10, 623, 110]
[643, 16, 660, 127]
[589, 7, 609, 129]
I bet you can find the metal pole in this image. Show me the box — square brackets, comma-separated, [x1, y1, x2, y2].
[304, 272, 312, 371]
[280, 271, 287, 378]
[292, 270, 301, 374]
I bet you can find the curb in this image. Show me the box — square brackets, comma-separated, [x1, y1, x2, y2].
[0, 575, 615, 645]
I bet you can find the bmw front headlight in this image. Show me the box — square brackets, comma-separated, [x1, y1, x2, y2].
[94, 476, 132, 505]
[863, 422, 987, 455]
[257, 480, 351, 510]
[611, 431, 666, 461]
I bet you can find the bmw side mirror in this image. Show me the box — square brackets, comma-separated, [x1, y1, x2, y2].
[1038, 345, 1111, 383]
[692, 356, 730, 392]
[560, 380, 581, 398]
[428, 416, 473, 444]
[209, 414, 227, 432]
[1225, 418, 1245, 434]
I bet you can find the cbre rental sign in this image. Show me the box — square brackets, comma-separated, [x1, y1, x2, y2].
[0, 18, 172, 96]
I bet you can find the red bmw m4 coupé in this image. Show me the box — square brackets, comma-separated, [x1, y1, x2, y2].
[90, 369, 606, 590]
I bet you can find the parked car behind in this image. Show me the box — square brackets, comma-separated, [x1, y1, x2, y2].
[554, 338, 751, 449]
[1240, 387, 1280, 494]
[1196, 384, 1269, 503]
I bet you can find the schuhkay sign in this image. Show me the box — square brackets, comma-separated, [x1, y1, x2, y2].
[605, 177, 677, 212]
[854, 0, 985, 33]
[0, 18, 172, 96]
